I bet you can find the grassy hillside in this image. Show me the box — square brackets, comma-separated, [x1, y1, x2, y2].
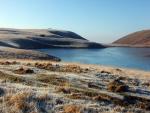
[0, 28, 105, 49]
[113, 30, 150, 47]
[0, 47, 60, 61]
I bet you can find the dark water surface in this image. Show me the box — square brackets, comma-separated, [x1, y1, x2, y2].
[39, 47, 150, 71]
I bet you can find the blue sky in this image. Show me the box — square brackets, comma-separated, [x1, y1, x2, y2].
[0, 0, 150, 43]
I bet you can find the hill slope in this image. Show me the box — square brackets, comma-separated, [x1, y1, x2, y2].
[113, 30, 150, 47]
[0, 28, 105, 49]
[0, 60, 149, 112]
[0, 47, 60, 61]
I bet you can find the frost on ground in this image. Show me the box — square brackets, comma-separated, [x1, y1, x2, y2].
[0, 60, 149, 113]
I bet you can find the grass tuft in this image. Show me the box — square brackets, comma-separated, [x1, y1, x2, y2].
[34, 63, 88, 73]
[14, 67, 34, 74]
[36, 74, 69, 86]
[0, 61, 18, 65]
[107, 79, 129, 92]
[63, 105, 82, 113]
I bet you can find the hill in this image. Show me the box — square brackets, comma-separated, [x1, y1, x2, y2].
[0, 47, 60, 61]
[0, 28, 105, 49]
[113, 30, 150, 47]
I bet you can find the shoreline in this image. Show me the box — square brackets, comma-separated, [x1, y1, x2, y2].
[0, 47, 61, 61]
[0, 59, 149, 78]
[106, 44, 150, 48]
[60, 61, 150, 72]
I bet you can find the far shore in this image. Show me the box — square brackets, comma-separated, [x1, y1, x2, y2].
[106, 44, 150, 48]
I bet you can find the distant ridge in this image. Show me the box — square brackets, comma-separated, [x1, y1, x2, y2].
[113, 30, 150, 47]
[0, 28, 105, 49]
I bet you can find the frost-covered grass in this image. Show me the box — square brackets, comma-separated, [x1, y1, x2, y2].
[0, 60, 149, 113]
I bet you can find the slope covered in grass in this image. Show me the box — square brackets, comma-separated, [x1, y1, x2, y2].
[0, 47, 60, 61]
[0, 28, 105, 49]
[0, 60, 149, 113]
[113, 30, 150, 47]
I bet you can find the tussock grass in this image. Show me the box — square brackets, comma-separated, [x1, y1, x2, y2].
[68, 93, 88, 100]
[34, 63, 88, 73]
[56, 87, 71, 94]
[63, 104, 82, 113]
[61, 65, 85, 73]
[64, 87, 99, 100]
[0, 71, 26, 83]
[0, 60, 149, 112]
[0, 61, 18, 65]
[34, 62, 53, 69]
[14, 67, 34, 74]
[107, 79, 129, 92]
[0, 71, 41, 86]
[0, 91, 51, 113]
[123, 93, 150, 110]
[36, 74, 69, 86]
[7, 92, 31, 112]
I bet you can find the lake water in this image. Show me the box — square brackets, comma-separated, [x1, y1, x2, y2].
[39, 47, 150, 71]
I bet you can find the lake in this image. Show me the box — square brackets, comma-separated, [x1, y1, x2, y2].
[39, 47, 150, 71]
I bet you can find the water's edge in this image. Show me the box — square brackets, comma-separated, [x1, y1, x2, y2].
[38, 47, 150, 71]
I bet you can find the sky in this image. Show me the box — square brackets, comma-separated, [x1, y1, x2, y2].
[0, 0, 150, 43]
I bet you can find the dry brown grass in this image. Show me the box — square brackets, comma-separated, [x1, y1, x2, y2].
[142, 82, 150, 87]
[36, 74, 69, 86]
[137, 102, 150, 110]
[0, 92, 51, 113]
[34, 62, 88, 73]
[7, 92, 30, 110]
[123, 93, 150, 110]
[0, 60, 149, 112]
[107, 79, 129, 92]
[101, 70, 111, 74]
[93, 95, 109, 101]
[67, 93, 88, 100]
[88, 82, 101, 89]
[56, 85, 100, 100]
[63, 105, 82, 113]
[0, 92, 34, 113]
[64, 87, 100, 100]
[56, 87, 71, 94]
[0, 61, 18, 65]
[61, 65, 84, 73]
[14, 67, 34, 74]
[0, 71, 40, 86]
[81, 90, 99, 98]
[0, 71, 26, 83]
[34, 62, 53, 69]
